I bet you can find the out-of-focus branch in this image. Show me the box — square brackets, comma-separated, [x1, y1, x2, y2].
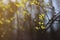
[44, 12, 60, 31]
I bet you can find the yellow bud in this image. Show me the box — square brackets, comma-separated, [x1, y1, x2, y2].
[5, 19, 11, 23]
[39, 16, 43, 20]
[15, 3, 20, 7]
[31, 2, 35, 5]
[39, 14, 45, 20]
[23, 11, 27, 16]
[41, 14, 45, 17]
[20, 4, 25, 8]
[41, 26, 45, 29]
[10, 17, 14, 21]
[39, 22, 41, 24]
[0, 20, 3, 24]
[35, 27, 39, 30]
[42, 22, 44, 24]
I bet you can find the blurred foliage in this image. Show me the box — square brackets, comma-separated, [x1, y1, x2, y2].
[0, 0, 47, 40]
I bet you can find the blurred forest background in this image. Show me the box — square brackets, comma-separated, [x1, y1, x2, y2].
[0, 0, 60, 40]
